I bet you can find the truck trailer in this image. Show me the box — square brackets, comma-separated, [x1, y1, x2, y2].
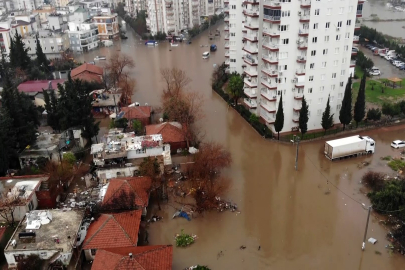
[324, 135, 376, 161]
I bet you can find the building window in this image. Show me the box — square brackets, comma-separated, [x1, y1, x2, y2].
[309, 76, 314, 81]
[314, 9, 320, 16]
[308, 88, 312, 93]
[312, 37, 317, 43]
[325, 22, 330, 29]
[311, 50, 316, 56]
[310, 63, 314, 69]
[313, 23, 318, 29]
[332, 73, 337, 79]
[91, 249, 97, 256]
[323, 49, 328, 55]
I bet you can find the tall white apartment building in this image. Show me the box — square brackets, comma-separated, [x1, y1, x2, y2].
[147, 0, 202, 36]
[225, 0, 363, 134]
[200, 0, 223, 16]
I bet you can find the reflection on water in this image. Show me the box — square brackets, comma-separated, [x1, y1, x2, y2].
[76, 22, 405, 269]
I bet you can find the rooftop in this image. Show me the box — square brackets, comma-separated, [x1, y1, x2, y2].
[83, 211, 142, 250]
[19, 133, 62, 158]
[145, 122, 185, 144]
[0, 175, 48, 204]
[17, 79, 66, 93]
[119, 106, 151, 120]
[91, 245, 173, 270]
[71, 63, 103, 77]
[101, 177, 152, 208]
[5, 209, 84, 252]
[91, 91, 121, 107]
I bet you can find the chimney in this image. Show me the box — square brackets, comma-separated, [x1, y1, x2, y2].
[129, 253, 133, 259]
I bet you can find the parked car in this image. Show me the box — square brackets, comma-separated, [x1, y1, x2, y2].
[385, 55, 393, 61]
[391, 140, 405, 149]
[397, 63, 405, 69]
[369, 67, 381, 76]
[352, 47, 359, 52]
[391, 60, 402, 66]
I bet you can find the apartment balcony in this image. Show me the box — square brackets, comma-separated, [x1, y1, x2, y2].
[243, 9, 259, 17]
[244, 22, 259, 30]
[224, 6, 229, 13]
[262, 68, 278, 77]
[261, 89, 277, 102]
[263, 0, 282, 9]
[294, 92, 304, 100]
[296, 69, 306, 75]
[244, 56, 258, 66]
[299, 14, 310, 23]
[263, 29, 280, 38]
[355, 23, 361, 30]
[224, 26, 229, 31]
[262, 42, 279, 52]
[224, 15, 229, 22]
[225, 59, 230, 65]
[356, 9, 363, 18]
[225, 68, 230, 73]
[300, 0, 311, 8]
[350, 60, 356, 68]
[358, 0, 365, 3]
[244, 98, 257, 108]
[261, 79, 277, 90]
[293, 104, 302, 112]
[292, 116, 300, 123]
[353, 35, 359, 43]
[224, 0, 229, 3]
[263, 15, 281, 23]
[296, 56, 306, 63]
[244, 88, 258, 98]
[224, 35, 229, 40]
[225, 42, 229, 49]
[260, 102, 276, 113]
[244, 34, 258, 42]
[297, 43, 308, 50]
[244, 77, 258, 88]
[298, 29, 309, 37]
[243, 45, 258, 54]
[244, 68, 258, 77]
[262, 55, 279, 64]
[352, 50, 358, 56]
[261, 112, 275, 124]
[225, 51, 230, 58]
[243, 0, 260, 5]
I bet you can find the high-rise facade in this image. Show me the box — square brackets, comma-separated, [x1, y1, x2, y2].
[225, 0, 363, 133]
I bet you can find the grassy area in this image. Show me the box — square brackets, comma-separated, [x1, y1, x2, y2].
[353, 78, 405, 105]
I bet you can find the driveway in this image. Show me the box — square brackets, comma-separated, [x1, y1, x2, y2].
[359, 46, 404, 79]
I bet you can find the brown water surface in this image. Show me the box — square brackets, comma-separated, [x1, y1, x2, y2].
[76, 24, 405, 269]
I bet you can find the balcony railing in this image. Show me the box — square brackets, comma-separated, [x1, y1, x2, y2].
[263, 42, 279, 51]
[244, 88, 257, 98]
[244, 34, 258, 42]
[243, 9, 259, 16]
[298, 29, 309, 36]
[244, 98, 257, 108]
[244, 56, 258, 65]
[297, 56, 306, 63]
[244, 77, 258, 88]
[262, 68, 278, 77]
[263, 0, 282, 8]
[300, 0, 311, 8]
[357, 10, 362, 15]
[296, 69, 306, 75]
[261, 102, 276, 113]
[263, 15, 281, 22]
[261, 89, 277, 101]
[261, 79, 277, 89]
[244, 68, 258, 77]
[263, 29, 280, 37]
[260, 111, 275, 124]
[243, 45, 258, 54]
[294, 92, 304, 99]
[353, 35, 359, 42]
[350, 60, 356, 67]
[299, 14, 310, 22]
[262, 55, 279, 64]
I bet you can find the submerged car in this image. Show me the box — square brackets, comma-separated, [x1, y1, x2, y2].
[391, 140, 405, 149]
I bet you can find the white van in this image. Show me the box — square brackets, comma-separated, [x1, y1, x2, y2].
[369, 67, 381, 76]
[202, 51, 210, 59]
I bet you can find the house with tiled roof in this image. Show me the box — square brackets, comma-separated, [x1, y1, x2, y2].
[71, 63, 104, 83]
[146, 122, 186, 153]
[91, 245, 173, 270]
[119, 106, 152, 126]
[100, 177, 151, 216]
[83, 210, 142, 260]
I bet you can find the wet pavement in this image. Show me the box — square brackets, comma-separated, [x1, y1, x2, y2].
[360, 46, 405, 78]
[75, 23, 405, 269]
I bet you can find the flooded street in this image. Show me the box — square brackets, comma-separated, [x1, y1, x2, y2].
[363, 0, 405, 39]
[76, 24, 405, 269]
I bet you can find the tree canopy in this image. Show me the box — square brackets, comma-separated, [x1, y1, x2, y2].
[298, 96, 309, 138]
[35, 34, 49, 73]
[354, 74, 366, 127]
[339, 76, 353, 130]
[321, 95, 334, 134]
[274, 93, 284, 140]
[226, 73, 244, 105]
[9, 31, 31, 71]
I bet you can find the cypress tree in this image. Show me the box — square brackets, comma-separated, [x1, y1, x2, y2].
[9, 31, 31, 71]
[299, 96, 309, 138]
[35, 34, 49, 73]
[339, 76, 353, 130]
[274, 93, 284, 140]
[321, 95, 334, 134]
[354, 74, 366, 127]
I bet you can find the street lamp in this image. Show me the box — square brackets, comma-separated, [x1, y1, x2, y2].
[291, 135, 300, 171]
[361, 203, 372, 251]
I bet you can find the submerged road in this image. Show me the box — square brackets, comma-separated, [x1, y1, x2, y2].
[76, 22, 405, 269]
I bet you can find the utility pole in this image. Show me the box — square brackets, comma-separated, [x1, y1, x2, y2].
[291, 135, 300, 171]
[362, 206, 372, 250]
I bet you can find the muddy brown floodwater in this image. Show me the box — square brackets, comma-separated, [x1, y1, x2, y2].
[76, 23, 405, 269]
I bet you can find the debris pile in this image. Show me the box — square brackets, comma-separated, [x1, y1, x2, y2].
[216, 197, 239, 213]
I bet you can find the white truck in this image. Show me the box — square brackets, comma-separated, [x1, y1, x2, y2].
[324, 135, 375, 161]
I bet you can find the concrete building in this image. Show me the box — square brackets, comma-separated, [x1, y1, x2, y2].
[0, 20, 12, 56]
[22, 30, 68, 56]
[92, 12, 119, 40]
[10, 0, 43, 11]
[146, 0, 202, 36]
[4, 209, 84, 268]
[125, 0, 146, 16]
[0, 175, 48, 223]
[226, 0, 363, 133]
[200, 0, 223, 17]
[17, 79, 66, 106]
[47, 13, 68, 31]
[55, 0, 71, 7]
[10, 14, 40, 38]
[223, 1, 243, 74]
[32, 6, 56, 23]
[67, 21, 99, 52]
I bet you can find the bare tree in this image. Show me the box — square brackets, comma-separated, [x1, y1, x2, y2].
[17, 254, 45, 270]
[0, 192, 24, 227]
[188, 142, 232, 212]
[118, 74, 136, 106]
[139, 157, 162, 210]
[43, 160, 74, 190]
[105, 52, 135, 89]
[160, 68, 204, 147]
[102, 189, 137, 212]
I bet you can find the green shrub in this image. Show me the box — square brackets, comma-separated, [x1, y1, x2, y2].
[63, 152, 76, 165]
[361, 171, 386, 191]
[368, 180, 405, 218]
[381, 155, 392, 161]
[388, 159, 405, 171]
[175, 230, 195, 247]
[366, 108, 382, 121]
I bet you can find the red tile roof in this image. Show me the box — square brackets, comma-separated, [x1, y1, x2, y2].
[91, 246, 173, 270]
[71, 63, 103, 77]
[121, 106, 151, 119]
[83, 211, 142, 250]
[17, 80, 66, 93]
[102, 177, 152, 208]
[145, 122, 185, 144]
